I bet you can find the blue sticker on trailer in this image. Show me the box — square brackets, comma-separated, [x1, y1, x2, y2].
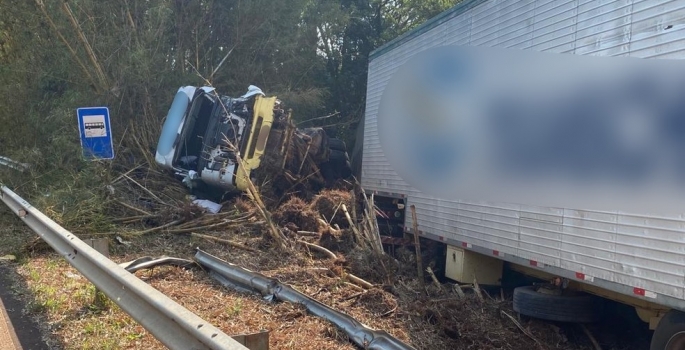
[77, 107, 114, 160]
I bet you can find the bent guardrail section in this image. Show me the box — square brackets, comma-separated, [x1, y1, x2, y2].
[195, 249, 417, 350]
[0, 186, 248, 350]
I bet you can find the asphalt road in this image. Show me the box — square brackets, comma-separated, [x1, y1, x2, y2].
[0, 265, 49, 350]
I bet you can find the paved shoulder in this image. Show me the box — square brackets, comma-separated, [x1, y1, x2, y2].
[0, 292, 22, 350]
[0, 265, 50, 350]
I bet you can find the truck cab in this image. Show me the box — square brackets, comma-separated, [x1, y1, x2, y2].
[155, 85, 276, 192]
[155, 85, 351, 196]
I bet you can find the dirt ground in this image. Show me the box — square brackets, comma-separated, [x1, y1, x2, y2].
[0, 191, 650, 350]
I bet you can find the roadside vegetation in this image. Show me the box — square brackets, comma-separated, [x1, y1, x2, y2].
[0, 1, 646, 349]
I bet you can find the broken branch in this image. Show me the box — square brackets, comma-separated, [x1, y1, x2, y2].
[341, 204, 364, 247]
[410, 205, 425, 283]
[501, 310, 544, 348]
[297, 240, 337, 260]
[379, 306, 397, 318]
[166, 221, 241, 234]
[115, 200, 153, 216]
[581, 324, 603, 350]
[295, 231, 321, 237]
[190, 233, 258, 253]
[453, 284, 466, 299]
[345, 273, 374, 290]
[128, 220, 183, 236]
[426, 266, 442, 289]
[473, 276, 484, 303]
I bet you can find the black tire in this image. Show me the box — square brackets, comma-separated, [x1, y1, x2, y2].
[321, 149, 352, 181]
[513, 286, 602, 323]
[651, 310, 685, 350]
[328, 138, 347, 152]
[329, 149, 349, 162]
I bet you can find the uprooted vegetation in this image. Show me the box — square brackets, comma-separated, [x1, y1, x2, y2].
[0, 78, 615, 348]
[0, 62, 600, 348]
[0, 156, 616, 350]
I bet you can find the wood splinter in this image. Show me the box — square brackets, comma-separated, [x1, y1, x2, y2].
[426, 266, 442, 289]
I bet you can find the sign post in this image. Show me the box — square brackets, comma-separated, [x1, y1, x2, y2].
[77, 107, 114, 160]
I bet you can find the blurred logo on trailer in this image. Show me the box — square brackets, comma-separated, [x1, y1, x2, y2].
[377, 45, 685, 214]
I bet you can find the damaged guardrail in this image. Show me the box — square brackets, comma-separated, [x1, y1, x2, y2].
[0, 156, 29, 172]
[0, 186, 249, 350]
[195, 249, 417, 350]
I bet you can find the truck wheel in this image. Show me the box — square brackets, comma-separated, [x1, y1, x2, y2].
[321, 150, 352, 180]
[651, 310, 685, 350]
[329, 149, 349, 162]
[328, 138, 347, 152]
[513, 286, 602, 323]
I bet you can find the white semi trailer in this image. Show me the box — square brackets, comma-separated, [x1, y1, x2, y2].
[361, 1, 685, 349]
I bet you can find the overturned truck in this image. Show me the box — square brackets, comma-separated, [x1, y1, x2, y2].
[155, 85, 350, 198]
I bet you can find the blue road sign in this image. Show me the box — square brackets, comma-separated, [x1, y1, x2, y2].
[77, 107, 114, 160]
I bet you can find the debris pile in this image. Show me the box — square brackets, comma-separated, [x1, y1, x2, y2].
[18, 158, 613, 350]
[272, 197, 320, 233]
[311, 189, 353, 228]
[318, 229, 355, 254]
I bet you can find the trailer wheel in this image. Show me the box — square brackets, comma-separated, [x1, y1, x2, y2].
[651, 310, 685, 350]
[328, 149, 349, 162]
[328, 138, 347, 152]
[321, 149, 352, 181]
[513, 286, 602, 323]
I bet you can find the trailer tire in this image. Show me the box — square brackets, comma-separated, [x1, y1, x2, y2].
[329, 149, 349, 162]
[328, 138, 347, 152]
[513, 286, 602, 323]
[321, 150, 352, 180]
[651, 310, 685, 350]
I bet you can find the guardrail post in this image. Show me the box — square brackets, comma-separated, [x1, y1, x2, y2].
[84, 238, 109, 307]
[232, 330, 269, 350]
[0, 185, 249, 349]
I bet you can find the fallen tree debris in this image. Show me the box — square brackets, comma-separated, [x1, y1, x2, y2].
[362, 193, 384, 254]
[295, 230, 321, 237]
[115, 200, 153, 216]
[236, 151, 290, 251]
[111, 214, 159, 223]
[453, 284, 466, 299]
[297, 240, 337, 260]
[195, 249, 416, 350]
[426, 266, 441, 290]
[191, 233, 259, 253]
[345, 272, 375, 290]
[341, 203, 363, 245]
[293, 242, 374, 289]
[410, 205, 424, 283]
[501, 310, 544, 349]
[581, 324, 603, 350]
[473, 277, 484, 303]
[379, 306, 397, 318]
[122, 174, 166, 205]
[165, 220, 245, 235]
[129, 219, 183, 236]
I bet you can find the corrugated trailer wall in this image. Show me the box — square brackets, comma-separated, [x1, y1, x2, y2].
[362, 0, 685, 310]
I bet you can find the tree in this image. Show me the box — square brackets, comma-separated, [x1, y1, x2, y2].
[304, 0, 461, 143]
[0, 0, 460, 162]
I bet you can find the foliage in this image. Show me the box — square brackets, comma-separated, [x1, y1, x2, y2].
[0, 0, 460, 225]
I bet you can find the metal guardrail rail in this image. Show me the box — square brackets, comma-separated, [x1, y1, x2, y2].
[196, 249, 417, 350]
[0, 185, 249, 350]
